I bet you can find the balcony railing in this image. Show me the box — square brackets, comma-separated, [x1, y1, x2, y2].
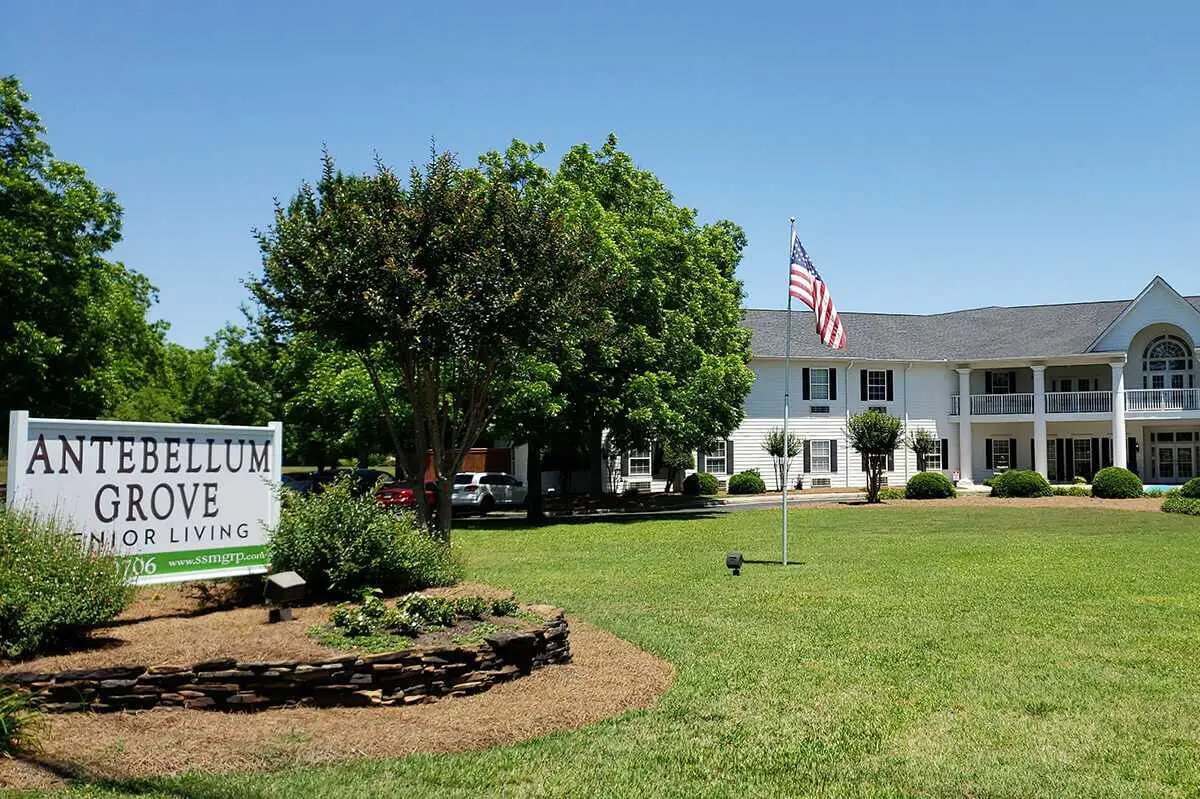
[1125, 388, 1200, 412]
[950, 395, 960, 416]
[970, 393, 1034, 415]
[1046, 390, 1112, 414]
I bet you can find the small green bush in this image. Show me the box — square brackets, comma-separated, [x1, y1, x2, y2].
[0, 508, 134, 659]
[396, 593, 457, 628]
[1091, 467, 1143, 499]
[1163, 495, 1200, 516]
[454, 595, 491, 619]
[990, 470, 1053, 498]
[0, 686, 41, 755]
[490, 596, 519, 616]
[1052, 485, 1091, 497]
[727, 469, 767, 495]
[683, 472, 719, 496]
[1179, 477, 1200, 499]
[878, 487, 907, 501]
[1072, 475, 1088, 485]
[269, 476, 462, 599]
[905, 472, 956, 499]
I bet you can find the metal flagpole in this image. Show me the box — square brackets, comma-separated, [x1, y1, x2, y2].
[782, 217, 795, 566]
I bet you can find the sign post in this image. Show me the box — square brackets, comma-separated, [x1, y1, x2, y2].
[5, 412, 282, 585]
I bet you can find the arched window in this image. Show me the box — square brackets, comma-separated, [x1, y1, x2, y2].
[1142, 334, 1193, 390]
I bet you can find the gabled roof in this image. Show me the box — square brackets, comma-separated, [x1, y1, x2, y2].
[744, 292, 1200, 362]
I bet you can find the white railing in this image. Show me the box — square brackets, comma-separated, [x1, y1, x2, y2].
[1125, 388, 1200, 412]
[1046, 391, 1112, 414]
[950, 395, 960, 416]
[970, 393, 1034, 415]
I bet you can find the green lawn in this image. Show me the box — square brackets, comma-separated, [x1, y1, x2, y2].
[23, 505, 1200, 798]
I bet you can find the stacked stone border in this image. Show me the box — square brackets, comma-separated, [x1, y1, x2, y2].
[0, 611, 570, 713]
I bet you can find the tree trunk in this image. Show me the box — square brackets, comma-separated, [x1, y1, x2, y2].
[525, 438, 544, 523]
[587, 427, 605, 499]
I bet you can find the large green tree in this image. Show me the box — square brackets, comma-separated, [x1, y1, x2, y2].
[0, 76, 164, 427]
[254, 146, 591, 536]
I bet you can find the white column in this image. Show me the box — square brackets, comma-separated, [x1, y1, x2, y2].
[1032, 365, 1048, 478]
[956, 368, 973, 487]
[1111, 361, 1127, 469]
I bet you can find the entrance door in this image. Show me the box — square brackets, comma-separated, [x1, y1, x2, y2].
[1150, 431, 1199, 483]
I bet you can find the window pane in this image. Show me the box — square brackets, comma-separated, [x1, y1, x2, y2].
[867, 371, 887, 401]
[811, 440, 831, 472]
[810, 369, 830, 400]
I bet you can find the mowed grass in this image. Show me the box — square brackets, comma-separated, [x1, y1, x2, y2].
[24, 505, 1200, 798]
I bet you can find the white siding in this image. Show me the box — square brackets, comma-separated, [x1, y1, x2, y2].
[1093, 279, 1200, 354]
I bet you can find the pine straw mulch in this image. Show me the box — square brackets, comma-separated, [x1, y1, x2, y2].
[0, 619, 673, 789]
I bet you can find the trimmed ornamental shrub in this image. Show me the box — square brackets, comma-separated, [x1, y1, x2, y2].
[1053, 485, 1091, 497]
[0, 686, 41, 755]
[1163, 495, 1200, 516]
[683, 471, 720, 496]
[727, 469, 767, 495]
[905, 471, 956, 499]
[878, 487, 907, 501]
[989, 469, 1053, 498]
[270, 476, 462, 599]
[1180, 477, 1200, 499]
[1090, 467, 1143, 499]
[0, 508, 134, 659]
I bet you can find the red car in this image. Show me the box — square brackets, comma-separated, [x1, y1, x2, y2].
[376, 480, 440, 511]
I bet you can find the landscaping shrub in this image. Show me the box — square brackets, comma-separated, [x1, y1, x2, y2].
[1053, 485, 1091, 497]
[905, 472, 955, 499]
[878, 487, 906, 501]
[1162, 495, 1200, 516]
[396, 593, 457, 627]
[0, 686, 41, 755]
[0, 508, 133, 660]
[491, 596, 519, 616]
[1090, 467, 1143, 499]
[727, 469, 766, 495]
[454, 595, 491, 619]
[683, 472, 719, 496]
[1180, 477, 1200, 499]
[270, 476, 462, 599]
[1072, 475, 1088, 485]
[989, 469, 1052, 498]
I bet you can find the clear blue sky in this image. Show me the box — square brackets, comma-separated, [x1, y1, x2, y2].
[6, 0, 1199, 347]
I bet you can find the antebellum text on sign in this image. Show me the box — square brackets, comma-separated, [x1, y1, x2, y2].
[6, 411, 282, 585]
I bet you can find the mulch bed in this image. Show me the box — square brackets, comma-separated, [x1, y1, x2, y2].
[0, 620, 673, 789]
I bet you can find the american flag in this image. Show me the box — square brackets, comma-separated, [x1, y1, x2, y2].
[789, 232, 846, 350]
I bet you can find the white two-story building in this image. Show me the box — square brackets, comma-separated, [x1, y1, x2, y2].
[610, 276, 1200, 492]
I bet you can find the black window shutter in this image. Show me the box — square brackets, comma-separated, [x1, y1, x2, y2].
[1101, 438, 1111, 469]
[1008, 371, 1017, 393]
[802, 368, 810, 401]
[886, 370, 894, 402]
[652, 443, 663, 474]
[1056, 438, 1065, 479]
[861, 451, 869, 472]
[829, 368, 837, 401]
[622, 451, 630, 476]
[1064, 438, 1074, 479]
[1090, 437, 1101, 476]
[860, 370, 868, 401]
[941, 438, 949, 469]
[985, 439, 994, 469]
[1010, 438, 1018, 469]
[1030, 439, 1036, 471]
[985, 371, 993, 394]
[830, 441, 838, 473]
[726, 440, 734, 474]
[696, 450, 705, 473]
[887, 450, 895, 471]
[1127, 437, 1138, 473]
[803, 440, 811, 473]
[917, 452, 926, 471]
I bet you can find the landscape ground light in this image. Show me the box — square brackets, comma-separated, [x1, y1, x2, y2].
[725, 551, 743, 576]
[264, 570, 307, 622]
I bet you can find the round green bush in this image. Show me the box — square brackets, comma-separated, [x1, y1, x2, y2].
[989, 469, 1052, 498]
[905, 471, 956, 499]
[1180, 477, 1200, 499]
[683, 471, 720, 496]
[0, 508, 134, 659]
[1090, 467, 1143, 499]
[270, 476, 463, 599]
[727, 469, 767, 495]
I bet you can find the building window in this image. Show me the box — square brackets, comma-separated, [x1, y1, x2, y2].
[810, 368, 830, 400]
[704, 443, 727, 475]
[992, 439, 1011, 470]
[810, 440, 831, 473]
[925, 448, 942, 470]
[627, 447, 651, 476]
[991, 372, 1011, 394]
[1145, 336, 1191, 372]
[866, 371, 887, 401]
[1073, 439, 1092, 480]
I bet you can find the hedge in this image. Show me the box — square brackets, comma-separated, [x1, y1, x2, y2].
[989, 469, 1052, 498]
[683, 471, 720, 496]
[1180, 477, 1200, 499]
[1162, 495, 1200, 516]
[905, 471, 955, 499]
[1090, 467, 1143, 499]
[727, 469, 767, 495]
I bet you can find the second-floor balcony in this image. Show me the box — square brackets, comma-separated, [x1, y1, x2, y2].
[949, 388, 1200, 416]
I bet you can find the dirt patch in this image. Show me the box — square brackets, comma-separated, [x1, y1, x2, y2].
[0, 620, 674, 788]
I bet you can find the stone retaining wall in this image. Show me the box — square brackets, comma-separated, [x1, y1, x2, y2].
[0, 612, 570, 713]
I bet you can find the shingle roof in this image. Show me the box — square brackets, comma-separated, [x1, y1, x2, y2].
[744, 296, 1200, 361]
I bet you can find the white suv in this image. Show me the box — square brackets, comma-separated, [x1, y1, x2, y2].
[451, 472, 528, 514]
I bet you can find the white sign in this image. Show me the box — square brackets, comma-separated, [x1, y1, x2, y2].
[6, 411, 282, 585]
